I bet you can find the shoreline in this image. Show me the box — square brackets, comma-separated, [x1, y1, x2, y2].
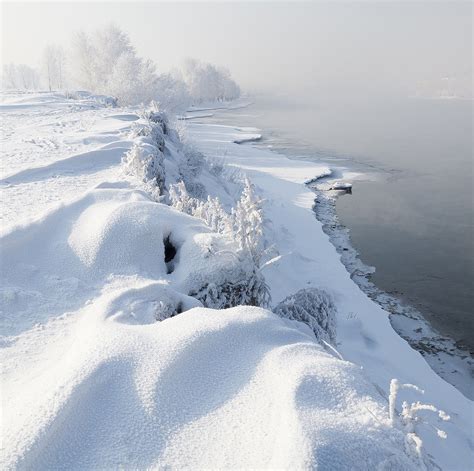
[196, 100, 473, 399]
[307, 173, 473, 400]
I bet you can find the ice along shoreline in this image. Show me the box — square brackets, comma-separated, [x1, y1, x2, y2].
[197, 101, 473, 399]
[194, 100, 474, 400]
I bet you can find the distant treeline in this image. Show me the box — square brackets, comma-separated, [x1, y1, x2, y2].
[1, 25, 240, 110]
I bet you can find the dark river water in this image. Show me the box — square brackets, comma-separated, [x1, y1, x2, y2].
[201, 94, 473, 352]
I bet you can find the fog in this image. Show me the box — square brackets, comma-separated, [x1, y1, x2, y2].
[2, 1, 472, 100]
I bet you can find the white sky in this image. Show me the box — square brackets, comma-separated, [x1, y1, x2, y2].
[2, 1, 472, 98]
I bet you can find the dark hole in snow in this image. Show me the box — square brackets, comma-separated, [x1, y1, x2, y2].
[154, 301, 185, 321]
[164, 235, 177, 274]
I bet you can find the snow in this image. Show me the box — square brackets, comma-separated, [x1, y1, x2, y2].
[1, 92, 472, 470]
[3, 303, 423, 470]
[0, 92, 133, 227]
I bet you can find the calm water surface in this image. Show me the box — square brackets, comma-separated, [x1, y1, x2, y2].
[204, 95, 473, 352]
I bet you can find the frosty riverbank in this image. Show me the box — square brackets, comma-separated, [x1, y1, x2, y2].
[1, 93, 472, 470]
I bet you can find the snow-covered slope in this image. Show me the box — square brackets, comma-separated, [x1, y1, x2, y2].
[1, 92, 471, 470]
[3, 300, 423, 469]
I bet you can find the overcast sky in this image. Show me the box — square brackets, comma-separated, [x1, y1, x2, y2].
[2, 1, 472, 99]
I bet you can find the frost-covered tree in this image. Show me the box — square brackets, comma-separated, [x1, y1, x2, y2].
[92, 24, 134, 85]
[69, 25, 192, 109]
[71, 31, 96, 91]
[42, 45, 66, 91]
[2, 63, 40, 90]
[107, 52, 158, 105]
[154, 73, 191, 112]
[2, 64, 17, 89]
[43, 46, 55, 91]
[18, 64, 41, 89]
[181, 58, 240, 103]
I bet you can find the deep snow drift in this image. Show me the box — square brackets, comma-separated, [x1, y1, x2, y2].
[1, 92, 472, 470]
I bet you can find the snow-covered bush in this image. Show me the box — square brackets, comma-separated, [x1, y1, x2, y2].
[123, 112, 171, 196]
[124, 107, 268, 309]
[143, 109, 169, 133]
[232, 178, 265, 266]
[169, 179, 264, 246]
[179, 144, 205, 181]
[388, 379, 450, 468]
[169, 183, 230, 234]
[190, 268, 269, 309]
[195, 196, 233, 234]
[122, 140, 165, 195]
[169, 181, 197, 215]
[131, 121, 165, 151]
[169, 179, 270, 308]
[273, 288, 337, 343]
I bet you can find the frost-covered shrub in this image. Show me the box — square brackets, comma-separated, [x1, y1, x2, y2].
[123, 140, 165, 194]
[123, 108, 178, 195]
[169, 179, 270, 309]
[130, 121, 165, 152]
[194, 196, 232, 234]
[142, 109, 169, 134]
[189, 267, 270, 309]
[184, 181, 207, 200]
[232, 178, 265, 266]
[179, 145, 205, 180]
[169, 181, 197, 215]
[273, 288, 337, 343]
[169, 183, 230, 233]
[388, 379, 450, 469]
[169, 182, 232, 236]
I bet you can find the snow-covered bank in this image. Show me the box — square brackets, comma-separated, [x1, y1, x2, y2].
[309, 176, 473, 400]
[1, 93, 471, 470]
[185, 120, 473, 470]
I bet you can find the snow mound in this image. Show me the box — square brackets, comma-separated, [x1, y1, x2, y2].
[1, 188, 203, 282]
[0, 185, 261, 337]
[2, 305, 419, 470]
